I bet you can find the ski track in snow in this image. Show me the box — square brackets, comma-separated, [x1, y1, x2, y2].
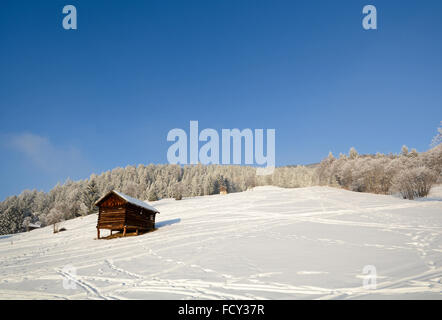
[0, 186, 441, 299]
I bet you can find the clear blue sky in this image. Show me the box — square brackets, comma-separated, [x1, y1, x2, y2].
[0, 0, 441, 200]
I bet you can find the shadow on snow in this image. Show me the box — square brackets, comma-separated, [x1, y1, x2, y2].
[156, 218, 181, 228]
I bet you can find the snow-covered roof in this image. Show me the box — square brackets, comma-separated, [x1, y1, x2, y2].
[28, 223, 41, 228]
[95, 190, 159, 213]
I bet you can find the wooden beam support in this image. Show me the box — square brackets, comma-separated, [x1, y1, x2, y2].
[97, 227, 100, 240]
[123, 226, 127, 237]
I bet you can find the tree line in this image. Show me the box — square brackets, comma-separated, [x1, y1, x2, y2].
[1, 124, 441, 235]
[317, 145, 441, 199]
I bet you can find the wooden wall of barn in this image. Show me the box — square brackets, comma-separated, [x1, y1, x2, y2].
[125, 203, 156, 230]
[97, 193, 126, 230]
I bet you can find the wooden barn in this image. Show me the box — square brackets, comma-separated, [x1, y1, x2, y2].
[95, 190, 159, 239]
[27, 222, 41, 232]
[219, 185, 228, 195]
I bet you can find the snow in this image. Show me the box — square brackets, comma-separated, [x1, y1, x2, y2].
[95, 190, 159, 213]
[0, 186, 441, 300]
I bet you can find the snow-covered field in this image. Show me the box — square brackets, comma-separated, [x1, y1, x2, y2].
[0, 186, 441, 300]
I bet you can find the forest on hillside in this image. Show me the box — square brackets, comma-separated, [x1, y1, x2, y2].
[0, 137, 441, 235]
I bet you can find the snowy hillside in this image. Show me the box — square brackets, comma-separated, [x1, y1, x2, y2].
[0, 186, 441, 299]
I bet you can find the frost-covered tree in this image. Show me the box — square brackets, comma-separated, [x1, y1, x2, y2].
[431, 121, 442, 147]
[0, 206, 23, 234]
[410, 149, 418, 158]
[82, 180, 99, 214]
[401, 145, 409, 156]
[349, 147, 358, 160]
[316, 144, 440, 198]
[390, 167, 437, 200]
[170, 182, 183, 200]
[147, 188, 159, 202]
[45, 207, 64, 233]
[22, 216, 32, 231]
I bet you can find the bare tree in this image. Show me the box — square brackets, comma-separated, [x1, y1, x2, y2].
[45, 208, 64, 233]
